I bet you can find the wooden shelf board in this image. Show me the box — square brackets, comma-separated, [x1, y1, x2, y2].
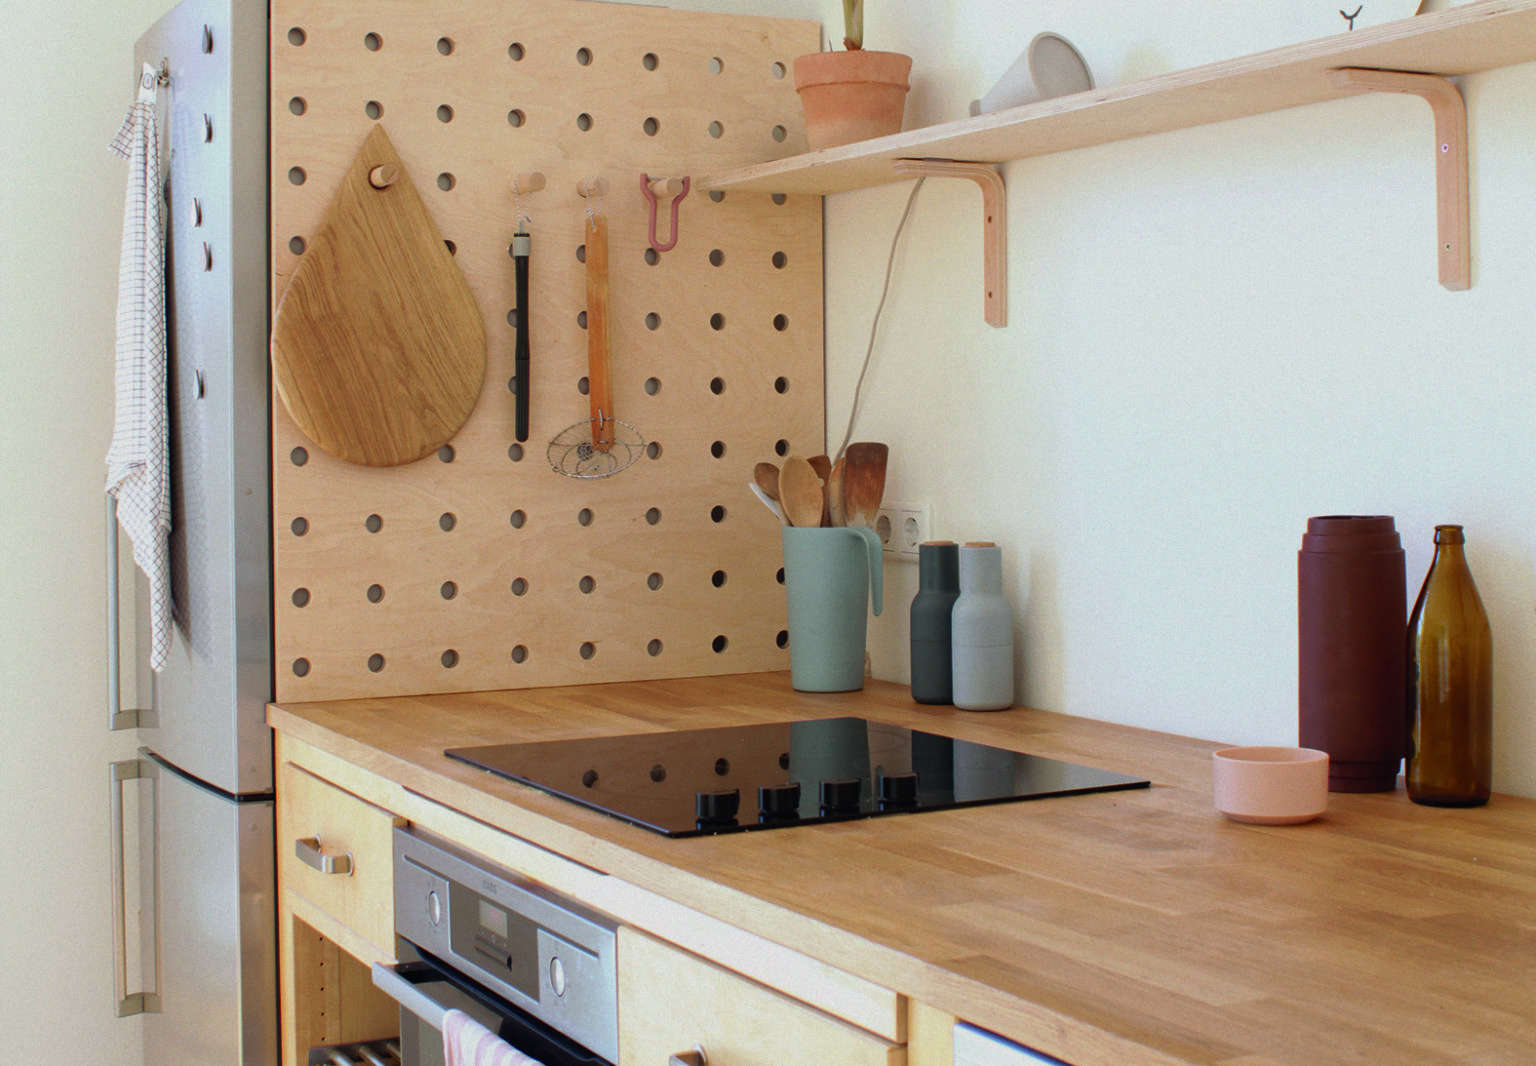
[699, 0, 1536, 194]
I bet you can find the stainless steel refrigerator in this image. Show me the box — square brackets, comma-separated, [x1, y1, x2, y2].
[108, 0, 274, 1062]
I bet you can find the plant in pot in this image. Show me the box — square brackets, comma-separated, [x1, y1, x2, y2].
[793, 0, 912, 150]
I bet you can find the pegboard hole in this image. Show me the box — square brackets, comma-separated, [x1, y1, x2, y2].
[643, 116, 660, 137]
[772, 250, 788, 269]
[776, 567, 785, 584]
[292, 658, 310, 677]
[287, 167, 306, 186]
[577, 311, 587, 330]
[708, 120, 725, 139]
[708, 190, 725, 203]
[509, 374, 520, 393]
[438, 444, 454, 462]
[508, 42, 525, 61]
[771, 61, 786, 79]
[437, 172, 456, 191]
[288, 97, 307, 116]
[771, 124, 787, 143]
[292, 588, 310, 607]
[289, 236, 307, 255]
[511, 577, 529, 596]
[507, 109, 525, 127]
[771, 193, 788, 205]
[576, 113, 593, 131]
[646, 441, 663, 460]
[440, 581, 457, 600]
[290, 446, 308, 466]
[508, 443, 524, 462]
[709, 313, 726, 331]
[367, 584, 385, 603]
[436, 104, 454, 123]
[364, 32, 382, 51]
[286, 27, 307, 46]
[366, 100, 384, 120]
[576, 244, 586, 263]
[643, 52, 659, 70]
[774, 376, 790, 393]
[645, 507, 661, 525]
[708, 249, 724, 267]
[643, 248, 660, 266]
[439, 513, 456, 532]
[774, 439, 789, 457]
[710, 441, 725, 459]
[365, 513, 383, 533]
[576, 46, 593, 65]
[645, 312, 661, 331]
[712, 635, 729, 653]
[711, 570, 727, 587]
[444, 240, 456, 255]
[367, 654, 385, 673]
[776, 629, 789, 648]
[579, 575, 596, 594]
[577, 508, 594, 527]
[579, 642, 597, 661]
[708, 56, 724, 74]
[289, 517, 307, 538]
[709, 377, 725, 395]
[644, 377, 661, 395]
[577, 376, 589, 395]
[511, 645, 529, 663]
[441, 649, 459, 669]
[710, 505, 727, 523]
[647, 572, 664, 590]
[436, 36, 454, 55]
[647, 639, 663, 657]
[509, 509, 526, 529]
[773, 313, 789, 332]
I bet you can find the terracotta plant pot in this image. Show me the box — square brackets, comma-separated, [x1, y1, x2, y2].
[793, 50, 912, 150]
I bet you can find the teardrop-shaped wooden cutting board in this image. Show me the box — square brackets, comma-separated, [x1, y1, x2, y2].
[272, 125, 486, 466]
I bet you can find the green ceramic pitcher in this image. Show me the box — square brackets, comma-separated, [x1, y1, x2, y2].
[781, 526, 884, 692]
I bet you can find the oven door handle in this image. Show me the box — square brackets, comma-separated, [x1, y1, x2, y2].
[372, 962, 449, 1031]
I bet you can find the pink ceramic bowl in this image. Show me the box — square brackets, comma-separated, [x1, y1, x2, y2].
[1212, 746, 1329, 825]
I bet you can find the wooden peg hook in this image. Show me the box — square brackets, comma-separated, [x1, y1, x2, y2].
[368, 164, 399, 189]
[510, 171, 546, 196]
[577, 176, 609, 200]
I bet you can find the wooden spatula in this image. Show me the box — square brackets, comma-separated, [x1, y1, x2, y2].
[272, 126, 486, 466]
[842, 442, 889, 528]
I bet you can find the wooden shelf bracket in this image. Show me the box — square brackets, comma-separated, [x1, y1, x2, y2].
[891, 159, 1008, 327]
[1327, 67, 1470, 291]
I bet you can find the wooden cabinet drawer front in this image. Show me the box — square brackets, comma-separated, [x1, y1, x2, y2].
[277, 759, 397, 956]
[618, 928, 904, 1066]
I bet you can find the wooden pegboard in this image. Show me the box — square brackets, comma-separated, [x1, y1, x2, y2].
[271, 0, 824, 701]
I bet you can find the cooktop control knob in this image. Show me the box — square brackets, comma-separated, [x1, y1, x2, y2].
[695, 787, 741, 826]
[757, 782, 802, 822]
[879, 771, 920, 809]
[549, 955, 567, 998]
[819, 777, 863, 815]
[427, 889, 443, 926]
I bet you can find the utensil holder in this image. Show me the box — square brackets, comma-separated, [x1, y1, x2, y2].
[782, 526, 883, 692]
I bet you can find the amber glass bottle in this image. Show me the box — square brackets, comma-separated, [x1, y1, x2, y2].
[1406, 525, 1493, 806]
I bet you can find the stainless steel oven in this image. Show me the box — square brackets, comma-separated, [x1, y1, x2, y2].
[371, 829, 618, 1066]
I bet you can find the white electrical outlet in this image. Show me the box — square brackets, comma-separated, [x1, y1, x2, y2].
[873, 502, 931, 558]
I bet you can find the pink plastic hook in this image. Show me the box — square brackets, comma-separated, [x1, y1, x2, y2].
[641, 173, 690, 253]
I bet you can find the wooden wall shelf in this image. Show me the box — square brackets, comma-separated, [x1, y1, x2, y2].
[699, 0, 1536, 196]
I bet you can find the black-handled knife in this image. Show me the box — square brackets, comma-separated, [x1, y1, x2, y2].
[513, 231, 531, 442]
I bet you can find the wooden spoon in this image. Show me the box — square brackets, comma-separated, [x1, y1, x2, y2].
[753, 461, 781, 501]
[842, 442, 889, 528]
[826, 458, 847, 526]
[808, 455, 833, 526]
[778, 456, 825, 528]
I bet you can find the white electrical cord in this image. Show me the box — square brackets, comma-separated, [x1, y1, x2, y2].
[832, 177, 925, 463]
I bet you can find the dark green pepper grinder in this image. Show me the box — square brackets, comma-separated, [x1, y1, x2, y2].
[910, 541, 960, 704]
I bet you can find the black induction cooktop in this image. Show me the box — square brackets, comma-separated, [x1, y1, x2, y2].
[445, 717, 1149, 837]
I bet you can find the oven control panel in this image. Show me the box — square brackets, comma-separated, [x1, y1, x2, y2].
[392, 828, 619, 1063]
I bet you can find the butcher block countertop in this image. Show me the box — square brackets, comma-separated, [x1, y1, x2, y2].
[269, 673, 1536, 1066]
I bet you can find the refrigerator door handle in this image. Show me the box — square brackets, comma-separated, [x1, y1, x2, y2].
[109, 758, 162, 1017]
[106, 497, 157, 732]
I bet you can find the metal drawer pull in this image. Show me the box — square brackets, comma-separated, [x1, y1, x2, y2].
[295, 836, 353, 875]
[669, 1047, 708, 1066]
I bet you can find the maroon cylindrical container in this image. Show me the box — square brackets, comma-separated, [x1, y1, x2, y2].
[1298, 515, 1407, 792]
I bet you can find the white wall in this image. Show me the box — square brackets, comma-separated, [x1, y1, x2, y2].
[0, 0, 167, 1060]
[822, 1, 1536, 796]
